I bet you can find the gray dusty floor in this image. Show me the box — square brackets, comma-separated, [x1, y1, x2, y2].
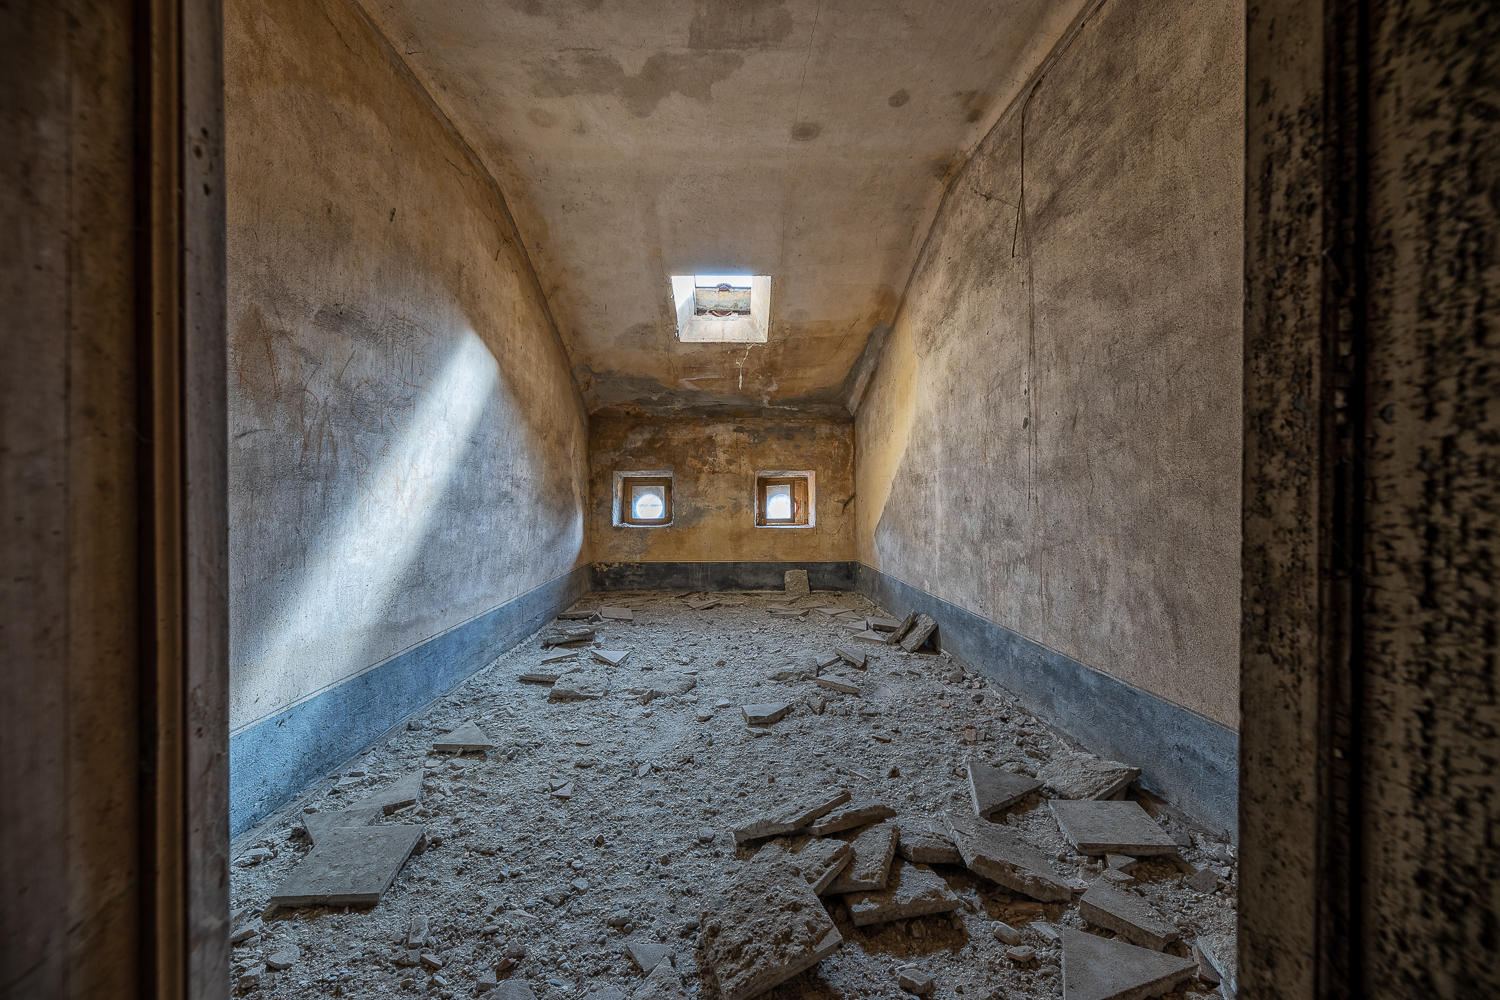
[229, 590, 1238, 1000]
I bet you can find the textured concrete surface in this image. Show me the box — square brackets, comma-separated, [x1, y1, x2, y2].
[353, 0, 1093, 417]
[853, 0, 1244, 731]
[589, 415, 854, 564]
[225, 0, 587, 823]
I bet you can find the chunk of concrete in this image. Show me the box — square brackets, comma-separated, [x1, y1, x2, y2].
[407, 914, 429, 948]
[887, 611, 919, 644]
[549, 670, 610, 702]
[834, 647, 867, 668]
[733, 788, 851, 843]
[1049, 800, 1178, 856]
[685, 598, 721, 611]
[897, 967, 935, 996]
[899, 615, 938, 652]
[851, 629, 889, 643]
[598, 607, 635, 621]
[814, 677, 860, 696]
[866, 616, 901, 632]
[767, 608, 809, 619]
[364, 770, 424, 815]
[490, 983, 539, 1000]
[894, 822, 962, 865]
[432, 722, 495, 753]
[1079, 882, 1179, 951]
[265, 947, 298, 971]
[1060, 927, 1197, 1000]
[948, 821, 1075, 902]
[592, 649, 632, 666]
[519, 671, 562, 684]
[755, 837, 854, 895]
[700, 858, 843, 1000]
[740, 702, 792, 726]
[556, 610, 597, 620]
[268, 825, 425, 907]
[992, 920, 1024, 945]
[633, 953, 686, 999]
[1193, 929, 1237, 998]
[541, 626, 595, 647]
[625, 938, 674, 973]
[582, 989, 627, 1000]
[844, 860, 962, 926]
[1039, 751, 1141, 800]
[806, 799, 896, 836]
[967, 762, 1044, 819]
[302, 803, 381, 845]
[825, 822, 898, 894]
[1185, 868, 1220, 893]
[784, 569, 811, 598]
[540, 650, 579, 664]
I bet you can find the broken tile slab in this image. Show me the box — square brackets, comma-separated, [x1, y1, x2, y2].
[814, 677, 860, 696]
[1038, 751, 1141, 800]
[633, 953, 687, 1000]
[814, 608, 849, 618]
[1184, 868, 1220, 893]
[740, 702, 792, 726]
[363, 770, 423, 815]
[598, 607, 635, 621]
[992, 921, 1024, 945]
[551, 781, 576, 799]
[851, 629, 889, 643]
[592, 648, 632, 666]
[899, 615, 939, 652]
[834, 646, 867, 669]
[540, 650, 580, 664]
[265, 947, 298, 971]
[625, 938, 675, 972]
[685, 598, 721, 611]
[1007, 946, 1037, 963]
[1079, 882, 1180, 951]
[519, 671, 562, 684]
[302, 803, 381, 845]
[700, 859, 842, 1000]
[815, 651, 843, 669]
[549, 670, 611, 702]
[948, 821, 1075, 902]
[784, 569, 811, 598]
[756, 836, 854, 895]
[581, 989, 626, 1000]
[1060, 927, 1197, 1000]
[1050, 800, 1178, 856]
[432, 722, 495, 753]
[844, 859, 962, 926]
[894, 821, 962, 865]
[268, 825, 425, 907]
[806, 800, 896, 836]
[1106, 854, 1140, 874]
[967, 762, 1044, 819]
[865, 616, 901, 631]
[490, 983, 539, 1000]
[733, 788, 851, 843]
[407, 914, 430, 947]
[767, 608, 809, 618]
[1100, 869, 1136, 887]
[556, 610, 598, 620]
[826, 822, 898, 894]
[897, 967, 935, 996]
[541, 627, 595, 647]
[1193, 928, 1237, 997]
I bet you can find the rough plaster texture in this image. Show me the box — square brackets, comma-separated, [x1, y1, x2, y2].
[352, 0, 1091, 416]
[854, 0, 1245, 729]
[589, 416, 853, 564]
[225, 0, 586, 772]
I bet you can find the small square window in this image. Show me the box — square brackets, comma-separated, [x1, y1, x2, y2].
[618, 475, 672, 526]
[756, 472, 814, 527]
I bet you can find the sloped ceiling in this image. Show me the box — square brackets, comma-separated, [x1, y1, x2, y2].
[359, 0, 1088, 417]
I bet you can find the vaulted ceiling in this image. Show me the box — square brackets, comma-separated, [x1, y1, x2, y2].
[361, 0, 1088, 417]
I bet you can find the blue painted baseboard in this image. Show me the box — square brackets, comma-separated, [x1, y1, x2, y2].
[591, 560, 858, 592]
[228, 564, 591, 836]
[857, 564, 1239, 838]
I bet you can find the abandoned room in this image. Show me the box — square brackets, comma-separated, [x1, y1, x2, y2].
[3, 0, 1496, 998]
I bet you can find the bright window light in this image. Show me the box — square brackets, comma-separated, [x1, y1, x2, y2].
[669, 274, 771, 343]
[765, 485, 793, 520]
[694, 274, 752, 288]
[633, 488, 665, 520]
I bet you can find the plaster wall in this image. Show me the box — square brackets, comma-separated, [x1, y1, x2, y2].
[589, 416, 854, 567]
[226, 0, 587, 832]
[855, 0, 1244, 796]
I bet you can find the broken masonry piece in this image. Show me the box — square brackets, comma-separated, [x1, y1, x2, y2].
[1049, 800, 1178, 856]
[947, 820, 1075, 902]
[967, 762, 1043, 820]
[898, 615, 939, 652]
[432, 721, 496, 753]
[733, 787, 851, 843]
[699, 859, 843, 1000]
[834, 647, 867, 669]
[268, 825, 425, 907]
[806, 799, 896, 836]
[541, 626, 595, 647]
[1059, 926, 1197, 1000]
[844, 859, 961, 927]
[740, 702, 793, 726]
[814, 677, 860, 696]
[825, 822, 898, 894]
[1078, 881, 1180, 951]
[897, 967, 935, 996]
[784, 569, 811, 598]
[1038, 750, 1141, 800]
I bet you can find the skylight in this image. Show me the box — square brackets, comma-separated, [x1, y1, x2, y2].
[670, 274, 771, 343]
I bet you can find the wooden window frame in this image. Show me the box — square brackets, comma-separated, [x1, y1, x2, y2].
[756, 475, 810, 527]
[620, 476, 673, 526]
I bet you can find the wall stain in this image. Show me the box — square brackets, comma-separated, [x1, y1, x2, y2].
[529, 50, 745, 118]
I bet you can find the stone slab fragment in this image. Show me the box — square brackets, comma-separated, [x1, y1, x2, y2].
[556, 610, 597, 620]
[1079, 883, 1179, 951]
[541, 626, 595, 647]
[826, 822, 898, 894]
[754, 836, 853, 895]
[1039, 751, 1141, 800]
[814, 677, 860, 696]
[700, 861, 842, 1000]
[432, 722, 495, 753]
[733, 788, 850, 843]
[592, 649, 631, 666]
[540, 650, 579, 664]
[364, 770, 423, 815]
[625, 938, 674, 972]
[834, 647, 867, 668]
[268, 825, 425, 907]
[685, 599, 721, 610]
[949, 821, 1075, 902]
[888, 611, 919, 644]
[895, 822, 962, 865]
[633, 958, 686, 1000]
[519, 672, 561, 684]
[490, 983, 538, 1000]
[783, 569, 811, 598]
[1060, 927, 1196, 1000]
[1194, 928, 1237, 997]
[968, 762, 1043, 819]
[899, 615, 938, 652]
[866, 617, 901, 631]
[844, 860, 962, 926]
[741, 702, 792, 726]
[1050, 800, 1178, 856]
[806, 800, 895, 836]
[302, 803, 381, 845]
[598, 607, 635, 621]
[549, 670, 611, 702]
[851, 629, 888, 642]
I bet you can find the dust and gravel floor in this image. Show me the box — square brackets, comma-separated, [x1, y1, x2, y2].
[229, 590, 1238, 1000]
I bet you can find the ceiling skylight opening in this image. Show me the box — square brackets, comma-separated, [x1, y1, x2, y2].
[670, 274, 771, 343]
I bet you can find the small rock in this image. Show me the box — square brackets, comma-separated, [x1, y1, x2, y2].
[264, 948, 298, 972]
[1006, 946, 1036, 963]
[419, 952, 442, 970]
[504, 941, 528, 959]
[897, 967, 935, 996]
[698, 827, 716, 844]
[1186, 868, 1220, 893]
[992, 921, 1023, 945]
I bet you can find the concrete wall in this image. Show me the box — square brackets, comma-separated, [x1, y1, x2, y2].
[225, 0, 588, 834]
[854, 0, 1244, 831]
[589, 415, 854, 585]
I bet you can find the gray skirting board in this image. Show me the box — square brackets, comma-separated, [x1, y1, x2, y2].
[591, 560, 858, 592]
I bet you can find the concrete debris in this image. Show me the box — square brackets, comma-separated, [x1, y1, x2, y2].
[1079, 882, 1180, 951]
[490, 982, 538, 1000]
[899, 615, 939, 652]
[598, 607, 635, 621]
[815, 650, 843, 668]
[740, 702, 792, 726]
[897, 967, 936, 996]
[540, 650, 580, 664]
[549, 671, 610, 702]
[826, 822, 898, 894]
[551, 781, 576, 799]
[1050, 800, 1179, 856]
[581, 989, 626, 1000]
[866, 616, 901, 632]
[834, 646, 867, 669]
[1060, 926, 1197, 1000]
[685, 599, 721, 611]
[633, 953, 687, 999]
[230, 917, 263, 944]
[592, 649, 632, 666]
[948, 821, 1076, 902]
[301, 803, 380, 845]
[1038, 750, 1141, 800]
[754, 836, 854, 895]
[844, 859, 962, 926]
[556, 610, 598, 620]
[851, 629, 888, 643]
[625, 938, 675, 972]
[234, 846, 273, 867]
[1191, 942, 1220, 986]
[1101, 869, 1136, 887]
[432, 721, 496, 753]
[967, 761, 1044, 819]
[520, 671, 562, 684]
[767, 608, 808, 619]
[894, 821, 962, 865]
[1194, 929, 1237, 997]
[887, 611, 919, 644]
[1106, 854, 1140, 873]
[1006, 946, 1036, 963]
[268, 825, 425, 907]
[407, 914, 429, 947]
[1185, 868, 1220, 893]
[806, 799, 896, 836]
[1032, 921, 1062, 944]
[733, 787, 850, 843]
[815, 677, 860, 696]
[541, 626, 595, 647]
[814, 607, 849, 618]
[700, 858, 842, 1000]
[783, 569, 811, 598]
[992, 920, 1024, 945]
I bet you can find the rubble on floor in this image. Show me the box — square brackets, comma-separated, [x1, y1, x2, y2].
[228, 589, 1239, 1000]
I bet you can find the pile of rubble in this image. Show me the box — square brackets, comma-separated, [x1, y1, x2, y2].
[227, 580, 1238, 1000]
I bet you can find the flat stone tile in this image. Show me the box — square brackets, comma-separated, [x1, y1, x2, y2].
[754, 836, 854, 895]
[807, 800, 895, 836]
[1060, 927, 1196, 1000]
[1078, 882, 1179, 951]
[949, 821, 1075, 902]
[432, 722, 495, 753]
[967, 762, 1043, 819]
[364, 770, 423, 815]
[268, 825, 425, 907]
[740, 702, 792, 726]
[625, 938, 674, 972]
[844, 859, 962, 926]
[826, 822, 898, 894]
[1039, 751, 1141, 800]
[1049, 800, 1178, 856]
[700, 860, 842, 1000]
[302, 803, 381, 845]
[895, 821, 962, 865]
[733, 788, 851, 843]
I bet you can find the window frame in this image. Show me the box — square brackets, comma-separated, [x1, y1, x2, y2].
[614, 470, 674, 528]
[755, 470, 815, 528]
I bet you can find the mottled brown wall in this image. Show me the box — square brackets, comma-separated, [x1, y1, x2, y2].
[589, 416, 854, 564]
[225, 0, 587, 832]
[855, 0, 1245, 727]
